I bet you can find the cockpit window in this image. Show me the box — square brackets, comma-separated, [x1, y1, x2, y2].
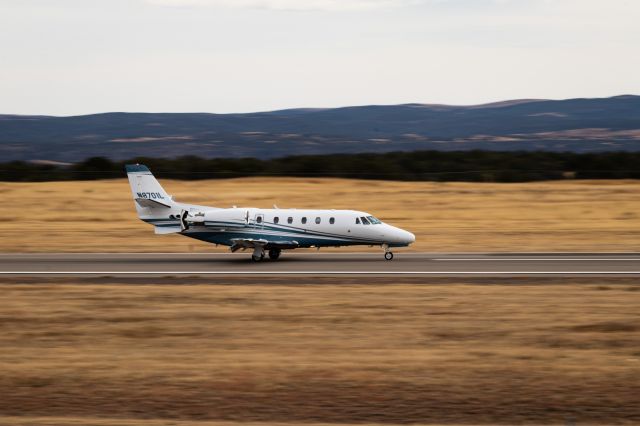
[355, 217, 361, 224]
[360, 216, 370, 225]
[367, 216, 382, 224]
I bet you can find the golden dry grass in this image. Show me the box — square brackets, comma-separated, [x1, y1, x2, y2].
[1, 178, 640, 252]
[1, 280, 639, 425]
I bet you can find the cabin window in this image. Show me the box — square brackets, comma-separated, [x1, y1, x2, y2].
[274, 217, 279, 224]
[356, 218, 360, 224]
[302, 217, 307, 224]
[330, 217, 335, 224]
[315, 217, 321, 224]
[288, 217, 293, 224]
[256, 216, 263, 224]
[361, 216, 370, 225]
[366, 216, 382, 225]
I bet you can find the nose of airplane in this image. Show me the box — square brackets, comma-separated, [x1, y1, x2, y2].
[384, 225, 415, 246]
[402, 229, 416, 245]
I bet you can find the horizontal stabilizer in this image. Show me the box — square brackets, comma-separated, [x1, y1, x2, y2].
[154, 226, 182, 235]
[135, 197, 172, 209]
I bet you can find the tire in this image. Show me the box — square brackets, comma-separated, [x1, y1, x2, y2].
[268, 249, 281, 260]
[251, 254, 264, 262]
[384, 252, 394, 261]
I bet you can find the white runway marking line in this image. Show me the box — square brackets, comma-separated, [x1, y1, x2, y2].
[2, 271, 640, 275]
[434, 258, 640, 261]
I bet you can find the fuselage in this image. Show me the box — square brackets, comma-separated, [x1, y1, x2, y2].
[145, 207, 415, 248]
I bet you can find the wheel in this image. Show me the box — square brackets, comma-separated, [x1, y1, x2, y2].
[384, 252, 394, 261]
[251, 254, 264, 262]
[268, 249, 281, 260]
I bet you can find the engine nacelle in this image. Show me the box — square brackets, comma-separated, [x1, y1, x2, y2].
[180, 209, 207, 231]
[202, 209, 248, 229]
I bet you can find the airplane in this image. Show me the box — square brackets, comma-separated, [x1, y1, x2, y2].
[126, 164, 415, 261]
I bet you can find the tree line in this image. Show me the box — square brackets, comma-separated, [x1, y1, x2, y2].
[1, 151, 639, 182]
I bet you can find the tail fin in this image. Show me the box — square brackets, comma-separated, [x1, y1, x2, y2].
[125, 164, 177, 219]
[125, 164, 215, 234]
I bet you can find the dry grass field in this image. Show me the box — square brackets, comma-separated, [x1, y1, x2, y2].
[1, 279, 639, 425]
[1, 178, 640, 252]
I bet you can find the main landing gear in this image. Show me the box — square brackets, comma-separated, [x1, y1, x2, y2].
[382, 244, 394, 261]
[251, 247, 265, 262]
[268, 249, 281, 260]
[251, 247, 281, 262]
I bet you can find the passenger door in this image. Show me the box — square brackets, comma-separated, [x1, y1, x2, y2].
[253, 213, 265, 230]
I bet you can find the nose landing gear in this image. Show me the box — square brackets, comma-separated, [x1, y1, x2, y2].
[382, 244, 394, 261]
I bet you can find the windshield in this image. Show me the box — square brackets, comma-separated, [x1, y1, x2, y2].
[367, 216, 382, 224]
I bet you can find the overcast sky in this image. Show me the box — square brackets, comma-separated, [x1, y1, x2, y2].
[0, 0, 638, 115]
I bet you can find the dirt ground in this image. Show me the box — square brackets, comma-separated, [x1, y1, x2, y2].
[1, 278, 639, 425]
[1, 178, 640, 252]
[0, 419, 481, 426]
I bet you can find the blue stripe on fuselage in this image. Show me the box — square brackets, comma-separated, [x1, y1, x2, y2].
[203, 220, 376, 243]
[184, 231, 376, 247]
[142, 219, 390, 247]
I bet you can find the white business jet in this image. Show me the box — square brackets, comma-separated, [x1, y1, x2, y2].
[126, 164, 415, 261]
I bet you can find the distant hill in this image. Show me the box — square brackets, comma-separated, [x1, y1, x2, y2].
[1, 95, 639, 162]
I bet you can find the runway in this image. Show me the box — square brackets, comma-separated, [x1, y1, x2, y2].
[1, 252, 640, 277]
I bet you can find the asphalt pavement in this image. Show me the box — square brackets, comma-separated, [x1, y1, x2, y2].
[1, 252, 640, 277]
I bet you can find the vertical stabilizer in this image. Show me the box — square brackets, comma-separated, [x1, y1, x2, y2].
[125, 164, 176, 219]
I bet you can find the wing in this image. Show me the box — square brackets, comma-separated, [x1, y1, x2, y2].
[230, 238, 299, 252]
